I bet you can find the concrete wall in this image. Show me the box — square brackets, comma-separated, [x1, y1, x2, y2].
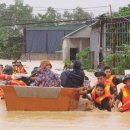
[90, 27, 100, 67]
[62, 38, 90, 60]
[20, 53, 62, 61]
[70, 27, 91, 38]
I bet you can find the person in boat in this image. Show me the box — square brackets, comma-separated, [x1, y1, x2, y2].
[0, 65, 14, 80]
[83, 83, 113, 111]
[0, 64, 4, 74]
[114, 74, 130, 112]
[60, 60, 87, 88]
[31, 60, 60, 87]
[14, 62, 27, 74]
[103, 66, 122, 99]
[12, 61, 17, 70]
[0, 65, 27, 86]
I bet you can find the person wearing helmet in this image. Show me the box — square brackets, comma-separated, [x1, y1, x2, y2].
[115, 74, 130, 112]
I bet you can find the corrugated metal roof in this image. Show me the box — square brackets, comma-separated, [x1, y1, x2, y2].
[26, 23, 86, 31]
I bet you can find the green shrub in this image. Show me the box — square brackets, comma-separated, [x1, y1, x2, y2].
[103, 44, 130, 74]
[63, 60, 72, 69]
[76, 48, 92, 70]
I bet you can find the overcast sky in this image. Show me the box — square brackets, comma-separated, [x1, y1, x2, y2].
[0, 0, 130, 16]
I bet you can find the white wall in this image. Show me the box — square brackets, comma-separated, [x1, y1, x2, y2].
[70, 27, 91, 38]
[62, 39, 71, 60]
[62, 38, 90, 60]
[90, 27, 100, 67]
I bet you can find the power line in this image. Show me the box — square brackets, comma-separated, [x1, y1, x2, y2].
[3, 4, 109, 12]
[0, 18, 98, 27]
[5, 4, 109, 10]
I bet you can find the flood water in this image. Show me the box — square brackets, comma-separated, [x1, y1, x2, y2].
[0, 99, 130, 130]
[0, 60, 130, 130]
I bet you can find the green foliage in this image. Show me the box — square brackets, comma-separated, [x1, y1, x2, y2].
[113, 4, 130, 17]
[0, 42, 22, 59]
[63, 60, 72, 69]
[0, 0, 93, 60]
[103, 44, 130, 74]
[76, 48, 92, 70]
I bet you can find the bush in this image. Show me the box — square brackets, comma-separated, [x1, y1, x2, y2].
[63, 60, 72, 69]
[103, 44, 130, 74]
[76, 48, 92, 70]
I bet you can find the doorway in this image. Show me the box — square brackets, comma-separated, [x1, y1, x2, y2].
[70, 48, 79, 61]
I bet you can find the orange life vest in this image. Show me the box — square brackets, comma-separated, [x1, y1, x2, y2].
[119, 86, 130, 112]
[91, 84, 112, 107]
[8, 80, 27, 86]
[121, 86, 130, 104]
[0, 74, 12, 81]
[105, 75, 116, 87]
[15, 66, 26, 74]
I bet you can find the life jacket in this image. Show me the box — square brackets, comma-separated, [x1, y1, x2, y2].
[0, 74, 12, 81]
[91, 84, 112, 107]
[119, 86, 130, 112]
[105, 75, 116, 87]
[121, 86, 130, 104]
[15, 66, 26, 74]
[8, 79, 27, 86]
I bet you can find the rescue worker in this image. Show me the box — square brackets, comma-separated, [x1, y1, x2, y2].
[103, 66, 122, 99]
[115, 74, 130, 112]
[80, 71, 115, 109]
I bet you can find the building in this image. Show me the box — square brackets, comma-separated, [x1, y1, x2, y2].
[24, 23, 87, 60]
[62, 22, 100, 68]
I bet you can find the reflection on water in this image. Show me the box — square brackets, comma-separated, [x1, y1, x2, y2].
[0, 109, 130, 130]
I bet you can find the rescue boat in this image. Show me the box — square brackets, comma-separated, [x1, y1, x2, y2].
[0, 86, 80, 111]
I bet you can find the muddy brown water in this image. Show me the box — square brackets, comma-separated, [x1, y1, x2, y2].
[0, 60, 129, 130]
[0, 104, 130, 130]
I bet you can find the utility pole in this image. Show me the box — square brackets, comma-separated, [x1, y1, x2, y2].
[109, 4, 116, 67]
[99, 15, 104, 68]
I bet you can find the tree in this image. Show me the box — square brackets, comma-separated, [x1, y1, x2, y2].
[72, 7, 92, 20]
[113, 4, 130, 17]
[37, 7, 62, 25]
[0, 0, 34, 59]
[62, 7, 93, 23]
[63, 11, 73, 20]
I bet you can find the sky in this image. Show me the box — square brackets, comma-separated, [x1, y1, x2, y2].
[0, 0, 130, 17]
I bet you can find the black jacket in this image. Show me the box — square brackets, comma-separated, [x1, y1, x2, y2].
[60, 69, 85, 88]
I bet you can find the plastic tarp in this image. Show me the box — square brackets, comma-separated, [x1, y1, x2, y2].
[26, 30, 72, 53]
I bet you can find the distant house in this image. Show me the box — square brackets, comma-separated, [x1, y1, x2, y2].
[62, 16, 130, 68]
[62, 22, 101, 68]
[25, 24, 87, 60]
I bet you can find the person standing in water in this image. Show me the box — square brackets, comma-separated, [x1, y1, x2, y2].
[115, 74, 130, 112]
[103, 66, 122, 99]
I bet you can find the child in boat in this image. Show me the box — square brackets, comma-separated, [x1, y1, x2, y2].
[114, 74, 130, 112]
[81, 83, 113, 111]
